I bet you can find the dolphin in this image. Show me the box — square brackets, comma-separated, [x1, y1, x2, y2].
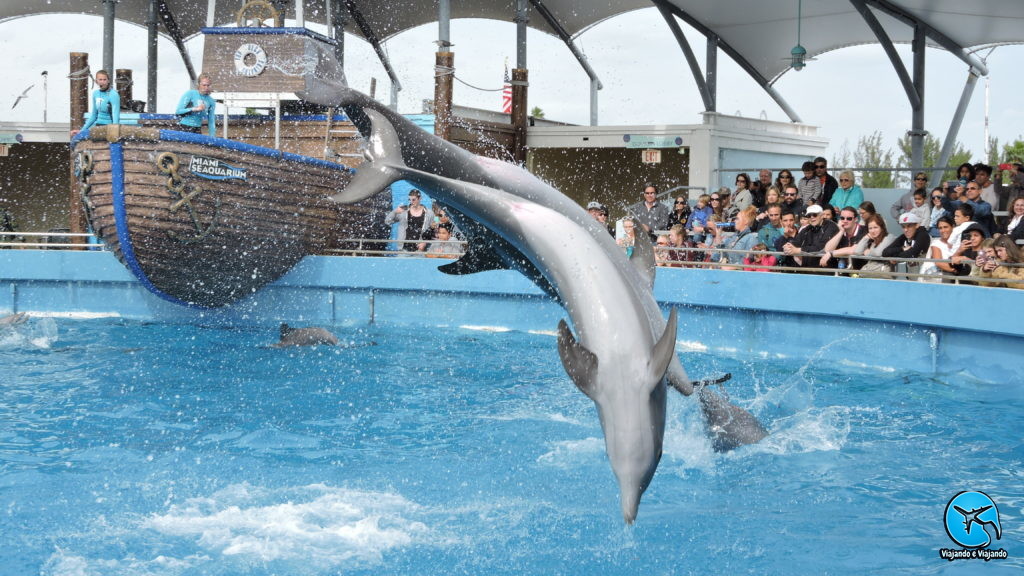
[697, 384, 769, 452]
[318, 86, 696, 397]
[334, 108, 678, 524]
[0, 312, 28, 326]
[317, 88, 766, 450]
[271, 323, 339, 348]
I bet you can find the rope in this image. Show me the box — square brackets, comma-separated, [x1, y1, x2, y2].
[67, 66, 92, 80]
[451, 75, 506, 92]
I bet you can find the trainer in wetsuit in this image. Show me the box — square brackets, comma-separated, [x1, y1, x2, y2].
[176, 73, 217, 136]
[73, 69, 119, 137]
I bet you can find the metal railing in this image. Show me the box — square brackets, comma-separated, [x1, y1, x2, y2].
[0, 231, 105, 250]
[3, 233, 1021, 288]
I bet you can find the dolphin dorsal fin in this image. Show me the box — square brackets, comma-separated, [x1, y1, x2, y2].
[629, 230, 656, 290]
[646, 308, 678, 393]
[329, 108, 405, 204]
[556, 319, 599, 399]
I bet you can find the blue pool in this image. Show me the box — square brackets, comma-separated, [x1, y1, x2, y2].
[1, 317, 1021, 575]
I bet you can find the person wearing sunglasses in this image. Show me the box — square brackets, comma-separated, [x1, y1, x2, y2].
[926, 187, 948, 237]
[732, 173, 754, 211]
[782, 204, 840, 270]
[813, 157, 839, 209]
[942, 179, 995, 237]
[890, 171, 929, 219]
[780, 184, 805, 217]
[667, 193, 692, 230]
[829, 170, 864, 213]
[627, 184, 672, 242]
[819, 207, 868, 268]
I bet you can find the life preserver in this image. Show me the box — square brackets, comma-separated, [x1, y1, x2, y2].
[233, 43, 268, 77]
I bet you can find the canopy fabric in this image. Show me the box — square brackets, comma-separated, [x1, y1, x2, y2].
[1, 1, 1021, 82]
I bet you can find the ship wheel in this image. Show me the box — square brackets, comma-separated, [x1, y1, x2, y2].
[236, 0, 283, 28]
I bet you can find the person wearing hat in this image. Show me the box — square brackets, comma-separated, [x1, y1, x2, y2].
[882, 212, 932, 270]
[586, 201, 615, 236]
[949, 222, 988, 276]
[782, 203, 839, 270]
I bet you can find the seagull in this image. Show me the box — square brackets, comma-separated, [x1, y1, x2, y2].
[11, 84, 34, 109]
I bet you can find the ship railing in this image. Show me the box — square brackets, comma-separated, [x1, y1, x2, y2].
[0, 231, 105, 250]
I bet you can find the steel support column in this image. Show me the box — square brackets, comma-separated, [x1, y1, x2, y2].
[910, 24, 927, 174]
[344, 0, 401, 108]
[654, 0, 800, 122]
[528, 0, 601, 125]
[932, 71, 980, 186]
[156, 0, 197, 84]
[102, 0, 116, 75]
[147, 0, 158, 112]
[706, 35, 717, 112]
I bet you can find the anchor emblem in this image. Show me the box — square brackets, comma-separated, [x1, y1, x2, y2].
[156, 151, 220, 244]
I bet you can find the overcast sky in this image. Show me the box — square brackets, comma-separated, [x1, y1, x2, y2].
[1, 9, 1022, 164]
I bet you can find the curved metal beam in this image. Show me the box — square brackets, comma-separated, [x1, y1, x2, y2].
[528, 0, 601, 125]
[651, 0, 801, 123]
[849, 0, 921, 109]
[656, 3, 713, 111]
[343, 0, 401, 108]
[865, 0, 988, 76]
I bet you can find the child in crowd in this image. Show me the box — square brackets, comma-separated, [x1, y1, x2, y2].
[686, 194, 713, 242]
[797, 161, 822, 206]
[907, 189, 931, 225]
[743, 242, 777, 272]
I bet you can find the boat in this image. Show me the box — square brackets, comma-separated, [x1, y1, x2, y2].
[71, 124, 388, 308]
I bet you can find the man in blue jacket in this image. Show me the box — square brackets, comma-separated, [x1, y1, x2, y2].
[176, 74, 217, 136]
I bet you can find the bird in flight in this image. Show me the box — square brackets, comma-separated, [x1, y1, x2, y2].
[11, 84, 34, 109]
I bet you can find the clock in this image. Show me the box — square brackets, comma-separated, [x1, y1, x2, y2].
[233, 43, 268, 77]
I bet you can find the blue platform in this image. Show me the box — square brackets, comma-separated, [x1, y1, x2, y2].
[1, 249, 1021, 384]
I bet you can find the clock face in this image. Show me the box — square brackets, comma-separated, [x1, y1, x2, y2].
[233, 43, 268, 77]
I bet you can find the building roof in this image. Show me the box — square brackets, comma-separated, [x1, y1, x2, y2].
[2, 1, 1020, 82]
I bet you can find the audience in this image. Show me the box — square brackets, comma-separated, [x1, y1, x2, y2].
[926, 188, 948, 237]
[783, 204, 839, 269]
[797, 161, 822, 206]
[830, 170, 864, 212]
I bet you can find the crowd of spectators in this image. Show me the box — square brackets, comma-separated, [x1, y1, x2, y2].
[586, 159, 1024, 289]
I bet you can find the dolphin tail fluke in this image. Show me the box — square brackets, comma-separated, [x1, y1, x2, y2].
[328, 108, 406, 204]
[667, 359, 694, 396]
[647, 308, 678, 392]
[556, 319, 599, 399]
[438, 242, 511, 275]
[629, 229, 657, 291]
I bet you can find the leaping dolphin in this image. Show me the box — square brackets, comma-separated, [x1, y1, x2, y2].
[334, 108, 679, 524]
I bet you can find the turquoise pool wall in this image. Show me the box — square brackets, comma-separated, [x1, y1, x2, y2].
[1, 250, 1021, 383]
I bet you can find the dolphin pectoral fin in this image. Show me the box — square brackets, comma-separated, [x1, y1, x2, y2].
[698, 384, 769, 452]
[437, 243, 511, 275]
[629, 230, 657, 290]
[329, 108, 406, 204]
[647, 308, 678, 392]
[557, 319, 599, 399]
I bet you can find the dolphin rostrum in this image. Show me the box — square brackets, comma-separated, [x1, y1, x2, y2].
[334, 108, 681, 523]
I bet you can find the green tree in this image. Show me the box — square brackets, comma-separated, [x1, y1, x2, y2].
[896, 133, 972, 185]
[530, 106, 545, 119]
[854, 131, 896, 188]
[831, 140, 852, 171]
[1000, 138, 1024, 163]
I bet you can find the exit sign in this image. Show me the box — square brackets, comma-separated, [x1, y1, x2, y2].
[641, 149, 661, 164]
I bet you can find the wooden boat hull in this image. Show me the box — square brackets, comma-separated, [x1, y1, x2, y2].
[71, 125, 388, 308]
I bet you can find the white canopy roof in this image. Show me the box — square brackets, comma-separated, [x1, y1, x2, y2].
[2, 1, 1021, 83]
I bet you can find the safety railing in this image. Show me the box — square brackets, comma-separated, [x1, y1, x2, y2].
[4, 232, 1021, 288]
[0, 231, 105, 250]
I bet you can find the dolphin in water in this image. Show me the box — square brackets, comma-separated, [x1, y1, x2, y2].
[272, 323, 339, 348]
[697, 381, 769, 452]
[331, 109, 677, 523]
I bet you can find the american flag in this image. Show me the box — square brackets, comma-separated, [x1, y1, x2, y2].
[501, 64, 513, 114]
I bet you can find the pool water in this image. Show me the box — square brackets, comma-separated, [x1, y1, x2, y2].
[1, 317, 1021, 575]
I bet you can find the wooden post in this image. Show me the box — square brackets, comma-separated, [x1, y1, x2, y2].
[511, 68, 528, 165]
[115, 68, 133, 109]
[434, 51, 454, 141]
[69, 52, 90, 244]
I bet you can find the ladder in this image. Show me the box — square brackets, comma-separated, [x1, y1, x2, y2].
[323, 108, 363, 162]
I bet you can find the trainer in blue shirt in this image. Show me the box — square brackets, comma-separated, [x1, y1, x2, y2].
[176, 73, 217, 136]
[76, 70, 120, 136]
